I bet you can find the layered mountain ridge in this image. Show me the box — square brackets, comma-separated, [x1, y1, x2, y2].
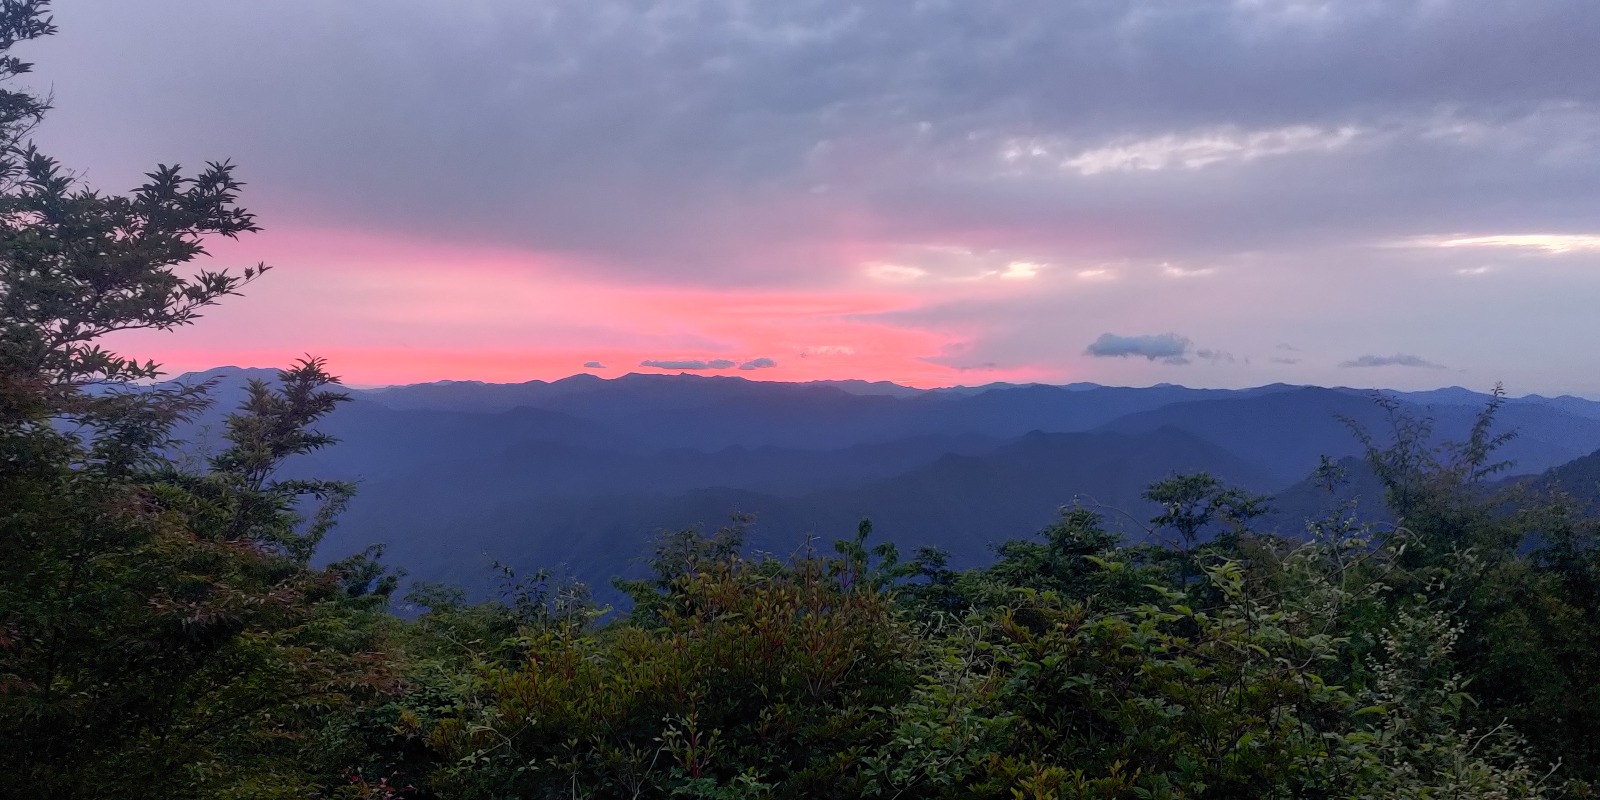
[163, 367, 1600, 597]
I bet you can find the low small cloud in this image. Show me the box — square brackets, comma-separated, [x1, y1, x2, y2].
[1270, 357, 1301, 365]
[1085, 332, 1193, 364]
[1161, 263, 1216, 279]
[1195, 348, 1235, 364]
[1339, 354, 1447, 369]
[738, 357, 777, 370]
[583, 361, 606, 369]
[640, 358, 738, 371]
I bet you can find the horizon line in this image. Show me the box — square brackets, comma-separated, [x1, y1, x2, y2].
[163, 365, 1600, 403]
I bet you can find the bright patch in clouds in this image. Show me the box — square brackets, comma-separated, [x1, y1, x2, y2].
[1402, 234, 1600, 254]
[999, 261, 1041, 280]
[1005, 125, 1363, 176]
[1162, 263, 1217, 279]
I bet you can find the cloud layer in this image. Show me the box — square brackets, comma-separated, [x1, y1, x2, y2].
[34, 1, 1600, 394]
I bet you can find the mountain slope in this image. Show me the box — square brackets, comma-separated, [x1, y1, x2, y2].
[320, 427, 1276, 595]
[1099, 387, 1600, 489]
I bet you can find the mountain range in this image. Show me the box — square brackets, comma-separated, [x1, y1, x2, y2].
[163, 368, 1600, 599]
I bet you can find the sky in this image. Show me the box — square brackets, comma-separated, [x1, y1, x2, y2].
[20, 0, 1600, 393]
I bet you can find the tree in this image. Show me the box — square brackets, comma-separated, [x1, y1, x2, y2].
[0, 6, 393, 797]
[0, 0, 266, 479]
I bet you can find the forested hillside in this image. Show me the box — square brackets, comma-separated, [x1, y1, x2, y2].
[9, 4, 1600, 798]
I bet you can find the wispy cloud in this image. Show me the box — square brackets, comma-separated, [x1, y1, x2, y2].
[1397, 234, 1600, 254]
[738, 357, 777, 370]
[1040, 124, 1363, 176]
[640, 359, 738, 371]
[1339, 354, 1447, 369]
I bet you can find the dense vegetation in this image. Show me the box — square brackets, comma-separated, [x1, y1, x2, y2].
[7, 5, 1600, 797]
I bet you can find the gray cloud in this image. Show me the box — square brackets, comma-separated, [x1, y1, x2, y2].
[583, 361, 606, 369]
[1086, 333, 1193, 365]
[34, 1, 1600, 285]
[1339, 354, 1447, 369]
[30, 2, 1600, 395]
[738, 358, 777, 370]
[639, 359, 738, 371]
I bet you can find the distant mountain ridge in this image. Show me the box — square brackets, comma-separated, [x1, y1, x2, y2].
[161, 367, 1600, 599]
[169, 367, 1600, 420]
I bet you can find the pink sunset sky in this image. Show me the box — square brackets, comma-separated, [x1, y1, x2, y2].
[26, 1, 1600, 393]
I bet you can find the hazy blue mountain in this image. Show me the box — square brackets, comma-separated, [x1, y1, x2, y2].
[1258, 456, 1395, 536]
[1376, 385, 1600, 421]
[785, 426, 1277, 565]
[1522, 395, 1600, 421]
[155, 368, 1600, 600]
[349, 373, 1285, 450]
[321, 426, 1275, 597]
[808, 379, 925, 398]
[1531, 447, 1600, 512]
[1099, 387, 1600, 488]
[1387, 386, 1502, 406]
[1096, 387, 1391, 487]
[358, 372, 610, 413]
